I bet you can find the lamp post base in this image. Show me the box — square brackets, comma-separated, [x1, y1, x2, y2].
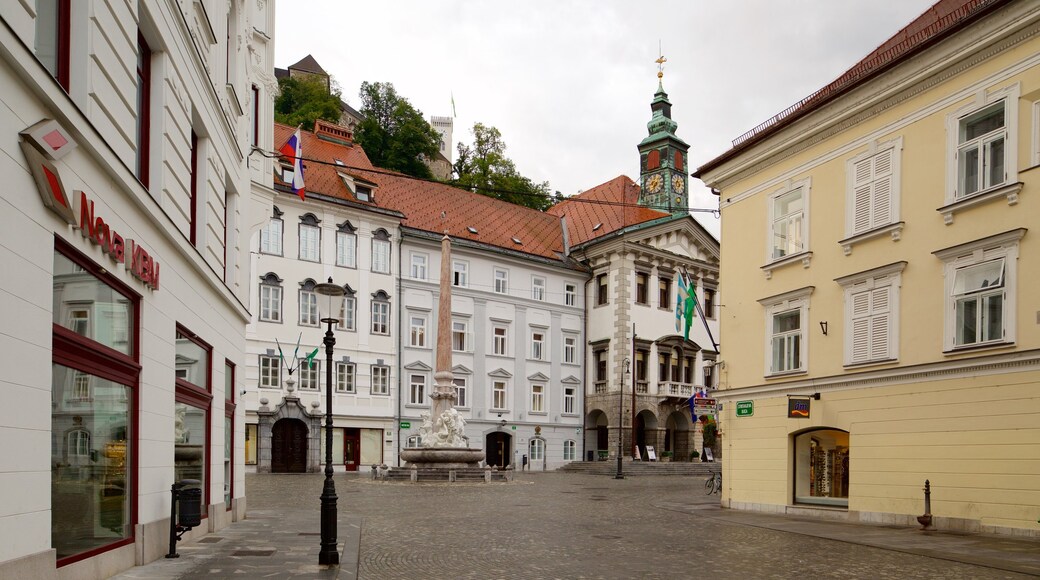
[614, 456, 624, 479]
[318, 474, 339, 566]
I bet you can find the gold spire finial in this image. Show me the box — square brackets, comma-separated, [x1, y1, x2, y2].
[656, 41, 666, 79]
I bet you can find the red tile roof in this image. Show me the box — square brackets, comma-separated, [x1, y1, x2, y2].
[696, 0, 1008, 176]
[547, 176, 671, 247]
[273, 122, 377, 205]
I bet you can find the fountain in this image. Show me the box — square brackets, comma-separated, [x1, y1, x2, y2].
[398, 233, 484, 470]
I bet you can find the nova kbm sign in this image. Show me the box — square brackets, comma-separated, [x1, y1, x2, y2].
[736, 401, 754, 417]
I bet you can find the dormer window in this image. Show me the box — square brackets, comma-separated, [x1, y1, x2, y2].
[356, 186, 372, 202]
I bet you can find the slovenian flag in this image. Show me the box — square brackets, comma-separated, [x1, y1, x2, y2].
[279, 127, 306, 200]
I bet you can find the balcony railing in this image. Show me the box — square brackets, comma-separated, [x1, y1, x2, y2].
[635, 381, 648, 394]
[663, 382, 693, 398]
[594, 381, 607, 394]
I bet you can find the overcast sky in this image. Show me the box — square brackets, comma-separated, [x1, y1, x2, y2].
[274, 1, 937, 238]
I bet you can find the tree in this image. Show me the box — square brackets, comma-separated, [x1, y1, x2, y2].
[453, 123, 552, 211]
[354, 82, 440, 179]
[274, 76, 342, 132]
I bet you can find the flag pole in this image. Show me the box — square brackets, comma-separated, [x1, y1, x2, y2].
[683, 266, 719, 352]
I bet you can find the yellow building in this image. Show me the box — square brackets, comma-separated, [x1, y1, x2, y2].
[695, 0, 1040, 536]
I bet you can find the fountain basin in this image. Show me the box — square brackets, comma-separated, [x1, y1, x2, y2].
[400, 447, 484, 468]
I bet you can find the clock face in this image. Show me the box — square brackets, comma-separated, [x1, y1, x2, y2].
[673, 176, 685, 194]
[646, 174, 663, 194]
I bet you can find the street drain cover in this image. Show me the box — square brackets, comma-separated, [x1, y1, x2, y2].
[197, 537, 224, 543]
[298, 532, 322, 536]
[233, 550, 275, 557]
[592, 535, 621, 540]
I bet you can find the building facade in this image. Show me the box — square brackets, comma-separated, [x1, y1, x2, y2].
[696, 0, 1040, 536]
[0, 0, 273, 577]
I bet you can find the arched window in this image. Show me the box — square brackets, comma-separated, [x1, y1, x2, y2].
[67, 429, 90, 458]
[563, 439, 576, 461]
[529, 438, 545, 461]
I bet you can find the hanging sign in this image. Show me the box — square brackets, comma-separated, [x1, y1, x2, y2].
[788, 398, 811, 418]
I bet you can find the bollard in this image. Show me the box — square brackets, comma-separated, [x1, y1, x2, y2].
[916, 479, 933, 530]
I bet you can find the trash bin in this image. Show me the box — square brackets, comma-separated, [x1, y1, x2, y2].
[178, 487, 202, 528]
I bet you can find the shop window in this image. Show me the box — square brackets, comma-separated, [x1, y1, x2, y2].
[245, 424, 258, 464]
[794, 429, 849, 507]
[224, 360, 235, 510]
[174, 325, 212, 516]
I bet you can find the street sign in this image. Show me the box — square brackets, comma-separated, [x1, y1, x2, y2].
[511, 425, 516, 430]
[400, 421, 411, 429]
[693, 398, 717, 415]
[736, 401, 754, 417]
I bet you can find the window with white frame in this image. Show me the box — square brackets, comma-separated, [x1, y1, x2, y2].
[492, 325, 508, 355]
[406, 435, 421, 448]
[411, 253, 428, 280]
[492, 380, 507, 410]
[759, 287, 813, 376]
[531, 330, 545, 360]
[336, 362, 355, 393]
[453, 260, 468, 287]
[529, 438, 544, 461]
[837, 263, 904, 366]
[299, 360, 319, 390]
[409, 374, 426, 405]
[564, 386, 576, 414]
[409, 315, 427, 348]
[259, 355, 280, 388]
[563, 439, 576, 461]
[260, 215, 283, 255]
[299, 215, 320, 262]
[259, 274, 282, 322]
[372, 230, 391, 274]
[846, 138, 901, 236]
[565, 283, 576, 306]
[946, 86, 1020, 203]
[371, 291, 390, 335]
[299, 283, 318, 326]
[532, 276, 546, 301]
[530, 383, 545, 413]
[770, 181, 808, 260]
[371, 365, 389, 395]
[336, 230, 356, 267]
[337, 295, 356, 331]
[563, 335, 577, 364]
[936, 229, 1022, 350]
[494, 268, 508, 294]
[452, 320, 469, 352]
[453, 377, 467, 407]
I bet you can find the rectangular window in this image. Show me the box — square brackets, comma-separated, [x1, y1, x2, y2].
[372, 239, 390, 273]
[659, 277, 672, 310]
[563, 335, 576, 364]
[453, 260, 468, 287]
[336, 362, 355, 393]
[299, 360, 319, 390]
[492, 380, 507, 410]
[337, 296, 355, 331]
[847, 141, 899, 235]
[411, 254, 428, 279]
[530, 383, 545, 413]
[371, 366, 389, 395]
[771, 187, 805, 259]
[848, 286, 893, 363]
[659, 353, 670, 382]
[564, 387, 576, 414]
[190, 131, 198, 246]
[36, 0, 70, 91]
[957, 101, 1007, 198]
[336, 231, 356, 267]
[251, 84, 260, 147]
[245, 423, 257, 464]
[299, 224, 320, 262]
[136, 33, 152, 187]
[452, 320, 469, 352]
[173, 400, 206, 516]
[409, 374, 426, 405]
[453, 377, 468, 407]
[531, 330, 545, 360]
[703, 287, 716, 319]
[371, 301, 390, 335]
[299, 290, 318, 326]
[493, 325, 508, 355]
[494, 268, 508, 293]
[595, 350, 607, 382]
[174, 325, 211, 516]
[410, 315, 427, 347]
[260, 284, 281, 322]
[596, 274, 608, 305]
[563, 439, 576, 461]
[224, 360, 234, 510]
[565, 283, 577, 306]
[953, 259, 1005, 346]
[259, 355, 280, 388]
[529, 439, 544, 461]
[260, 218, 283, 255]
[635, 272, 649, 305]
[532, 276, 546, 301]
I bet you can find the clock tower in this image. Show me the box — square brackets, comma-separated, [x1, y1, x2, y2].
[638, 57, 690, 215]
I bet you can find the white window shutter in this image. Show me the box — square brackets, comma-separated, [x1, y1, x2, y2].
[850, 290, 871, 363]
[852, 157, 873, 234]
[869, 287, 891, 360]
[872, 149, 893, 227]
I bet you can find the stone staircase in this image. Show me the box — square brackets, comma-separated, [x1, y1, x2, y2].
[557, 460, 719, 477]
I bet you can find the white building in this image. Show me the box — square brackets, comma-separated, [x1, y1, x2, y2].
[0, 0, 273, 577]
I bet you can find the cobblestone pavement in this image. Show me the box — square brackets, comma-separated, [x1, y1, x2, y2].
[242, 472, 1036, 580]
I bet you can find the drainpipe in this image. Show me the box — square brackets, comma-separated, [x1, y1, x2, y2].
[395, 230, 404, 467]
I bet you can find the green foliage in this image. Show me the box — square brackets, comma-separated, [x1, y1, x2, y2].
[453, 123, 553, 211]
[703, 419, 718, 448]
[274, 76, 342, 132]
[354, 82, 440, 179]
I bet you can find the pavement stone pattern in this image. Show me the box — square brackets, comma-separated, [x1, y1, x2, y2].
[114, 471, 1040, 579]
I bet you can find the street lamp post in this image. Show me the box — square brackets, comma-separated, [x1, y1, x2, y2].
[314, 278, 346, 567]
[615, 358, 630, 480]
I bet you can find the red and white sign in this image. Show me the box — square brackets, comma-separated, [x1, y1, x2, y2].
[21, 118, 77, 160]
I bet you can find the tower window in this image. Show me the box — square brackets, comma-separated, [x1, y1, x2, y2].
[647, 150, 660, 170]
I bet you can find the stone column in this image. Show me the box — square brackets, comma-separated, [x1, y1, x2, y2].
[429, 234, 456, 422]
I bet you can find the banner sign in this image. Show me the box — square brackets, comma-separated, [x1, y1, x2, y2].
[788, 398, 811, 418]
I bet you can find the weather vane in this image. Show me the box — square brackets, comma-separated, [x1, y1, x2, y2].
[656, 41, 667, 79]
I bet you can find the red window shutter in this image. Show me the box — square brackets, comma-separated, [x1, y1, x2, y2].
[675, 151, 683, 171]
[647, 150, 660, 170]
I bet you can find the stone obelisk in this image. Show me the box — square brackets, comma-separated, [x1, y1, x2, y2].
[429, 233, 457, 420]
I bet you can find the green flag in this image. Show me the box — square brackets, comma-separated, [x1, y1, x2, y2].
[305, 347, 319, 368]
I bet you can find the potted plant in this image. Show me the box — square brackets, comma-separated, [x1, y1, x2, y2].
[689, 450, 699, 462]
[597, 450, 609, 461]
[660, 451, 673, 462]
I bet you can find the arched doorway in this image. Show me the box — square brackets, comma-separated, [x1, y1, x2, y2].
[485, 431, 512, 468]
[584, 409, 609, 461]
[271, 418, 308, 473]
[664, 410, 692, 460]
[793, 428, 850, 507]
[634, 410, 659, 460]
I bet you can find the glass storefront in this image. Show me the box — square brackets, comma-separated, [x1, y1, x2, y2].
[174, 402, 207, 493]
[245, 424, 257, 464]
[794, 429, 850, 507]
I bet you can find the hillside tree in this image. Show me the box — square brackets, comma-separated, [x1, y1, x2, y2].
[354, 82, 441, 179]
[453, 123, 552, 211]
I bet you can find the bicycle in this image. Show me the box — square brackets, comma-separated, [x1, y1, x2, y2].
[704, 470, 721, 495]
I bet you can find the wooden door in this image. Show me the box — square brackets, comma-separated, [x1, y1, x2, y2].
[344, 429, 360, 471]
[271, 419, 308, 473]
